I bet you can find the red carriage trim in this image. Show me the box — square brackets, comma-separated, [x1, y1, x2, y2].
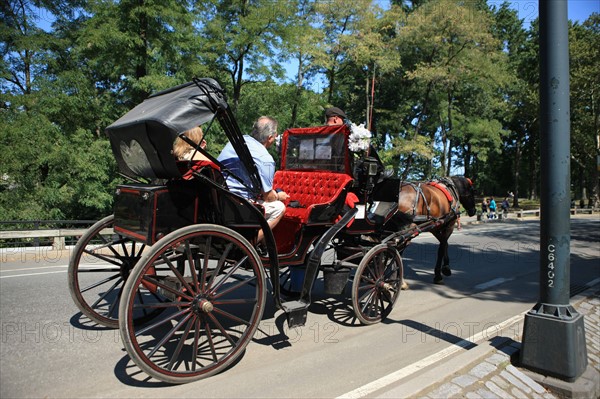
[177, 160, 221, 180]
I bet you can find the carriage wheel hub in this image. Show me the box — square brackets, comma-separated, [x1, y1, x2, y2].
[192, 297, 213, 314]
[377, 281, 393, 292]
[120, 257, 139, 279]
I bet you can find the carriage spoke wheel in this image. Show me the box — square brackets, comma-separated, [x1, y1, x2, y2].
[351, 244, 403, 325]
[119, 224, 266, 384]
[68, 215, 155, 328]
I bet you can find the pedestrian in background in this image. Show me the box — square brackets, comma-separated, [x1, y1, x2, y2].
[489, 197, 497, 219]
[481, 198, 488, 219]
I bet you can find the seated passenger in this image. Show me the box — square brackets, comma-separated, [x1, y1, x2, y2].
[217, 116, 290, 244]
[172, 126, 209, 161]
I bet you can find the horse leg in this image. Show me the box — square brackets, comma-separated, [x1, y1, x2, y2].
[441, 239, 451, 277]
[433, 242, 445, 284]
[433, 227, 453, 283]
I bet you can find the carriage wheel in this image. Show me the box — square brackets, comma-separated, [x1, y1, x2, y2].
[68, 215, 154, 328]
[119, 224, 267, 384]
[351, 244, 403, 325]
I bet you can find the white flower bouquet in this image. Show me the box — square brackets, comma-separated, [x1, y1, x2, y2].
[348, 123, 372, 152]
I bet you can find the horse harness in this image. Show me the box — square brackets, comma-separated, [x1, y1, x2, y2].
[403, 178, 460, 222]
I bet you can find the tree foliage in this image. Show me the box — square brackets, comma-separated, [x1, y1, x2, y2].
[1, 1, 598, 221]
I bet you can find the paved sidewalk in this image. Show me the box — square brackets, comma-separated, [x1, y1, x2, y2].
[375, 286, 600, 399]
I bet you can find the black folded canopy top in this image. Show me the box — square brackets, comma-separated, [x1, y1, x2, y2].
[106, 78, 228, 179]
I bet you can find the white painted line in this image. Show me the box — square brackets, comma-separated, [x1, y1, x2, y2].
[0, 270, 68, 279]
[1, 265, 68, 272]
[0, 263, 115, 274]
[336, 313, 526, 399]
[474, 277, 515, 290]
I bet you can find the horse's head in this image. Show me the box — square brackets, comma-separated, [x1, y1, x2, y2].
[450, 176, 477, 216]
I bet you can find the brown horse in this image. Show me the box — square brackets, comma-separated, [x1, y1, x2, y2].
[395, 176, 476, 284]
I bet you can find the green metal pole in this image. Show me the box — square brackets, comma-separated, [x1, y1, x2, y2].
[520, 0, 587, 381]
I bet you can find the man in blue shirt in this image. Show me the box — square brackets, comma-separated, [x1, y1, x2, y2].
[218, 116, 289, 243]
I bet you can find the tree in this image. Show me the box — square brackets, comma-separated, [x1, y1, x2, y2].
[570, 14, 600, 202]
[196, 0, 294, 110]
[388, 0, 512, 180]
[77, 0, 206, 105]
[278, 0, 326, 127]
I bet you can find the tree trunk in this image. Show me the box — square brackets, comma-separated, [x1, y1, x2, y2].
[592, 91, 600, 199]
[513, 138, 521, 207]
[445, 89, 454, 177]
[290, 54, 304, 128]
[439, 114, 448, 175]
[232, 56, 244, 112]
[365, 74, 371, 130]
[464, 143, 472, 178]
[327, 68, 336, 104]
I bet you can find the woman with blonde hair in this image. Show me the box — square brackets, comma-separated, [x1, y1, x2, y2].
[172, 126, 209, 161]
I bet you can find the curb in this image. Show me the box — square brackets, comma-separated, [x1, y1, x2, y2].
[373, 284, 600, 399]
[373, 336, 516, 398]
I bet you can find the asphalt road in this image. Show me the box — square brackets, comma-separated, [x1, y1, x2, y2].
[1, 217, 598, 398]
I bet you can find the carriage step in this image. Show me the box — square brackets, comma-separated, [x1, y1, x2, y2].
[281, 300, 308, 328]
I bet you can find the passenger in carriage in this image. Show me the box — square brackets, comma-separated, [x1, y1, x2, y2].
[172, 126, 210, 161]
[324, 106, 347, 126]
[217, 116, 290, 244]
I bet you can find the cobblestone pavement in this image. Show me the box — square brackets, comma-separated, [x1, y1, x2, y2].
[408, 288, 600, 399]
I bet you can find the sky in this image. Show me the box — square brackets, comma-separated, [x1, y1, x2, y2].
[500, 0, 599, 25]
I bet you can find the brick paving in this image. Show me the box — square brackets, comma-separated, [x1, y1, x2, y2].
[412, 288, 600, 399]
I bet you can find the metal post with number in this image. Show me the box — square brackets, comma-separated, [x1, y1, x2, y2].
[519, 0, 588, 381]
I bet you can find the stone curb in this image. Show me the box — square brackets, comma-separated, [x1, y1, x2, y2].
[374, 284, 600, 399]
[372, 336, 516, 398]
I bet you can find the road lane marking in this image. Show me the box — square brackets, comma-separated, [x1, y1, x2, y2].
[0, 270, 68, 279]
[0, 264, 117, 278]
[1, 265, 68, 272]
[336, 313, 526, 399]
[474, 277, 515, 290]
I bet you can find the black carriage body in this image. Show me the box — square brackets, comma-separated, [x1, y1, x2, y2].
[105, 79, 266, 245]
[113, 179, 220, 244]
[112, 173, 264, 245]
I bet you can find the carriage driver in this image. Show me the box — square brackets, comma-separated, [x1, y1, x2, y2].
[324, 106, 347, 126]
[217, 116, 290, 244]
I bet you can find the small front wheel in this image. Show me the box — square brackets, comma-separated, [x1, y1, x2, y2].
[351, 244, 403, 325]
[119, 224, 267, 384]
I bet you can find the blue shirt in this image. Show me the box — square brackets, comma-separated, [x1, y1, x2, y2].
[217, 135, 275, 199]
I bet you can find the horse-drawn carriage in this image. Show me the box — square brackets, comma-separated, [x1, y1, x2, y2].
[68, 78, 476, 383]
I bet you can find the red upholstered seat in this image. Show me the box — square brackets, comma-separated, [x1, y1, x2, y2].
[273, 171, 353, 224]
[272, 170, 353, 254]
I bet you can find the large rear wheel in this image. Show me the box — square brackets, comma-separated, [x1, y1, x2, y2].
[68, 215, 150, 328]
[351, 244, 402, 325]
[119, 224, 267, 384]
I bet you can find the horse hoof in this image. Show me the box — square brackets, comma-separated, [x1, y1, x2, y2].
[442, 266, 452, 277]
[401, 281, 409, 290]
[433, 276, 444, 284]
